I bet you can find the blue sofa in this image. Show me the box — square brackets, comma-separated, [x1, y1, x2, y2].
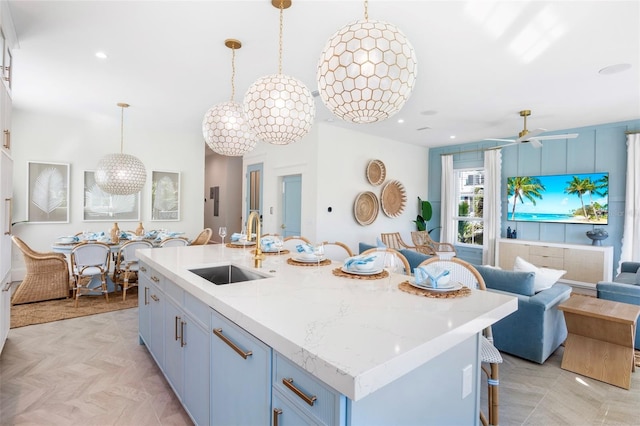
[474, 265, 572, 364]
[596, 261, 640, 349]
[358, 242, 432, 274]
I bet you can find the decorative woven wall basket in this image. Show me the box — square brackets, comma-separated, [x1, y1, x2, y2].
[366, 159, 386, 186]
[353, 191, 379, 225]
[380, 180, 406, 217]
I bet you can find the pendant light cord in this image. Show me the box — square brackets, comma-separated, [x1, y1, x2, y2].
[278, 0, 284, 75]
[120, 105, 124, 154]
[230, 46, 236, 101]
[364, 0, 368, 21]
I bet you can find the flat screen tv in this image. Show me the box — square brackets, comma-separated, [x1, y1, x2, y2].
[506, 172, 608, 224]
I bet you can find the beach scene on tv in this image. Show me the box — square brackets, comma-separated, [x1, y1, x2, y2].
[507, 172, 608, 224]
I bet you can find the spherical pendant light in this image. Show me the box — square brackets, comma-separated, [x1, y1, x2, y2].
[203, 39, 258, 156]
[243, 0, 315, 145]
[95, 103, 147, 195]
[243, 73, 315, 145]
[317, 1, 417, 124]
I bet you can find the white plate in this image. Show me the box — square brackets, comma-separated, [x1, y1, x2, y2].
[408, 280, 463, 292]
[341, 266, 383, 275]
[293, 256, 326, 263]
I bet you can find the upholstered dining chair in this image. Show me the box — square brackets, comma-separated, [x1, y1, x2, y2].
[159, 237, 189, 247]
[321, 241, 354, 262]
[70, 242, 111, 307]
[282, 236, 311, 253]
[11, 236, 70, 305]
[416, 256, 502, 426]
[360, 247, 412, 276]
[114, 240, 154, 301]
[380, 232, 416, 251]
[411, 230, 456, 256]
[190, 228, 212, 245]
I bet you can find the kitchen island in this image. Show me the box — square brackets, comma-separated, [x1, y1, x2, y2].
[137, 245, 517, 425]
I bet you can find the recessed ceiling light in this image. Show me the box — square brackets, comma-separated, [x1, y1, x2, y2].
[598, 63, 631, 75]
[95, 51, 107, 59]
[397, 119, 404, 124]
[450, 135, 456, 139]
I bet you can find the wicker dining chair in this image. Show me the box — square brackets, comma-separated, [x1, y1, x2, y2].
[416, 256, 501, 426]
[70, 242, 111, 307]
[321, 241, 354, 262]
[380, 232, 416, 251]
[190, 228, 212, 245]
[159, 237, 189, 247]
[11, 236, 70, 305]
[113, 240, 154, 301]
[411, 230, 456, 256]
[360, 247, 412, 276]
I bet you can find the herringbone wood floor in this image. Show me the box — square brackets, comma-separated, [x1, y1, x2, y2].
[0, 308, 192, 425]
[1, 308, 639, 425]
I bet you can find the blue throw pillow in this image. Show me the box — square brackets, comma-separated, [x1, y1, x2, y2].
[475, 265, 536, 296]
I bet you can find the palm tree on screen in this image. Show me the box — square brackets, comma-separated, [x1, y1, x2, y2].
[507, 176, 545, 221]
[564, 176, 589, 219]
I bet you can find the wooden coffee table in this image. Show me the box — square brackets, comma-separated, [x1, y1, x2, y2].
[558, 295, 640, 389]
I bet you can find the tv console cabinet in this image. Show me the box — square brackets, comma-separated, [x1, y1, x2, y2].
[497, 238, 613, 290]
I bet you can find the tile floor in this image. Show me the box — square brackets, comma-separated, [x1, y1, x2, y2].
[1, 308, 639, 425]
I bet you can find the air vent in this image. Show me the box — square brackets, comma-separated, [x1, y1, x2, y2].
[417, 126, 431, 131]
[311, 90, 320, 97]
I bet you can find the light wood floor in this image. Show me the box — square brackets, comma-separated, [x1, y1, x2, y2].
[1, 308, 639, 425]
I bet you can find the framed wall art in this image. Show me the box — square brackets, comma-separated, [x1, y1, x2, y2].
[27, 161, 70, 223]
[151, 170, 180, 221]
[83, 170, 140, 222]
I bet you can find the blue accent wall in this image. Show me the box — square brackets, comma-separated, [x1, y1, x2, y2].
[428, 119, 640, 269]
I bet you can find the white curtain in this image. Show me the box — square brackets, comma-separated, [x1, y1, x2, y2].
[440, 154, 456, 245]
[483, 149, 502, 265]
[619, 133, 640, 270]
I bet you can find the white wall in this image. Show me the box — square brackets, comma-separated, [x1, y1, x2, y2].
[11, 108, 204, 277]
[243, 122, 429, 254]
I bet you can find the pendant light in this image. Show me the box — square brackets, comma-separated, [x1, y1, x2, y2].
[95, 103, 147, 195]
[203, 39, 258, 156]
[243, 0, 315, 145]
[317, 0, 418, 123]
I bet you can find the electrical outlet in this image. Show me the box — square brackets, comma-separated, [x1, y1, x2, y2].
[462, 365, 472, 398]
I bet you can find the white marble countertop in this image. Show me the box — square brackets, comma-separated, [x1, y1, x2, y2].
[137, 245, 517, 401]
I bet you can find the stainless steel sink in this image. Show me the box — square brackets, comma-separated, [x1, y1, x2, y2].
[188, 264, 269, 285]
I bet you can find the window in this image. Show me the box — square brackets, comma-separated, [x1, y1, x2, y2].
[454, 168, 484, 246]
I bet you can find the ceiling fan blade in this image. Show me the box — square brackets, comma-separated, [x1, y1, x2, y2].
[484, 138, 516, 142]
[528, 138, 543, 148]
[516, 127, 546, 143]
[534, 133, 579, 140]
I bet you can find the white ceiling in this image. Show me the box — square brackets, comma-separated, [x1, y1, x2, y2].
[7, 0, 640, 149]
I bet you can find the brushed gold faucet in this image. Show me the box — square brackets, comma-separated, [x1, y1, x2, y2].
[246, 211, 265, 268]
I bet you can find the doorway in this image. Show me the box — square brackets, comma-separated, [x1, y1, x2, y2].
[281, 174, 302, 237]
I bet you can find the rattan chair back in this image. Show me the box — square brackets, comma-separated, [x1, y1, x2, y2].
[321, 241, 354, 262]
[380, 232, 415, 250]
[70, 242, 111, 307]
[114, 240, 153, 301]
[411, 230, 456, 255]
[360, 247, 411, 276]
[11, 236, 70, 305]
[159, 237, 189, 247]
[190, 228, 212, 245]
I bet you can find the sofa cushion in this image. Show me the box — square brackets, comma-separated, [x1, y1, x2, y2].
[613, 271, 640, 285]
[475, 265, 536, 296]
[513, 256, 566, 293]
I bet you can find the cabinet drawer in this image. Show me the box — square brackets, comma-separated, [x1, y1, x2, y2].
[184, 291, 211, 329]
[164, 279, 183, 304]
[139, 263, 164, 291]
[272, 389, 320, 425]
[273, 353, 342, 425]
[529, 254, 565, 269]
[529, 245, 564, 258]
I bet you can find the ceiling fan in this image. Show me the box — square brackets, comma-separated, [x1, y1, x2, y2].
[485, 110, 578, 148]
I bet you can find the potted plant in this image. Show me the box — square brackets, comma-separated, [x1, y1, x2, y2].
[413, 197, 437, 233]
